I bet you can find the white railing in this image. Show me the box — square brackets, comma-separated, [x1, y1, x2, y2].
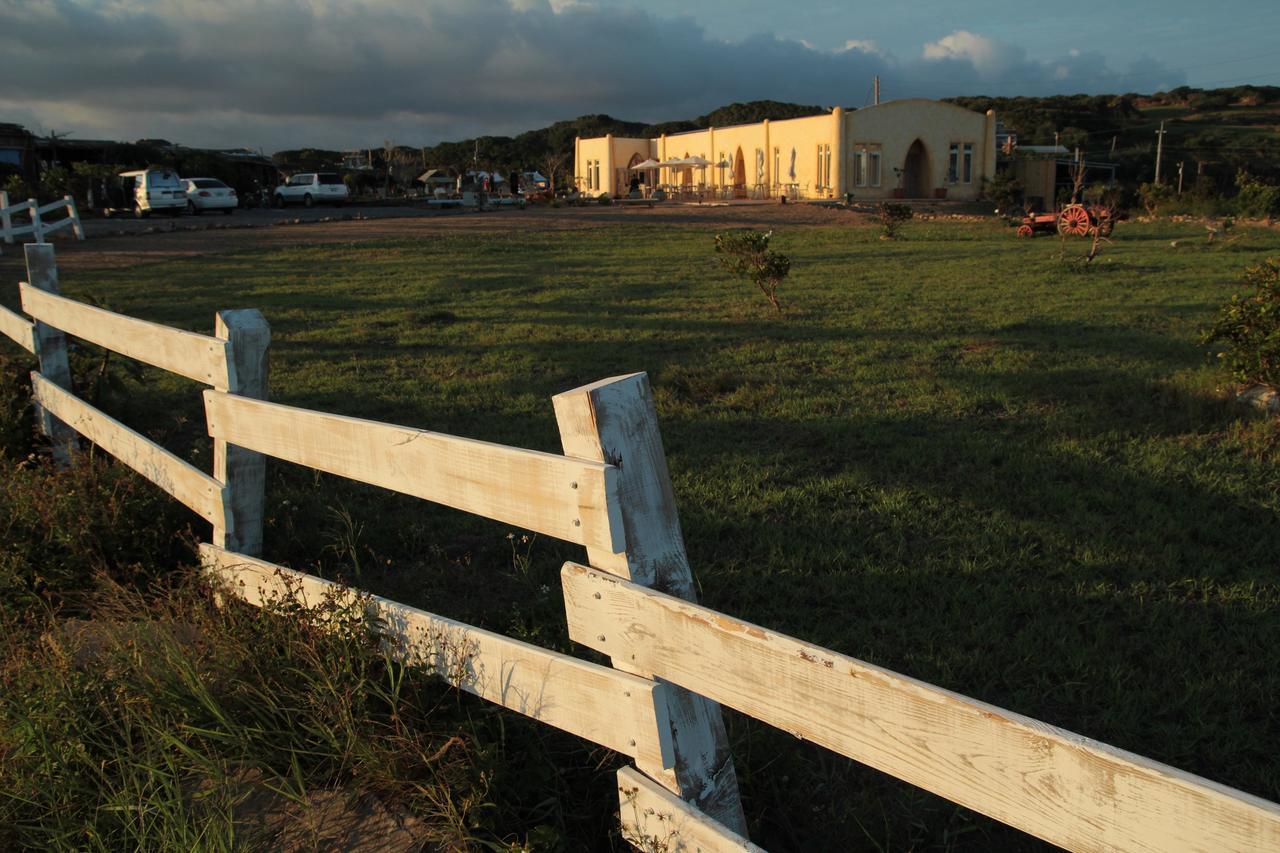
[2, 244, 1278, 852]
[0, 190, 85, 251]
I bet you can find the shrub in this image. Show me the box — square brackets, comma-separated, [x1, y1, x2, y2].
[1139, 181, 1175, 217]
[1232, 170, 1280, 220]
[983, 170, 1023, 214]
[713, 229, 791, 313]
[1202, 257, 1280, 387]
[2, 173, 32, 202]
[876, 202, 913, 239]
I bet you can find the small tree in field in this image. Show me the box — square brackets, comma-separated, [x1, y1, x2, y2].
[876, 202, 913, 239]
[714, 230, 790, 313]
[1202, 257, 1280, 388]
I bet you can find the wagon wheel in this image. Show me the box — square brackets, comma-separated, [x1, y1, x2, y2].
[1057, 204, 1091, 237]
[1016, 224, 1034, 238]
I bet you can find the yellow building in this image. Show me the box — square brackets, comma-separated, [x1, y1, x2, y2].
[575, 99, 997, 202]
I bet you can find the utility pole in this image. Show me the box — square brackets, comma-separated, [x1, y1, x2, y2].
[1177, 161, 1185, 195]
[1154, 121, 1167, 184]
[1054, 131, 1060, 150]
[1109, 135, 1117, 157]
[873, 75, 880, 105]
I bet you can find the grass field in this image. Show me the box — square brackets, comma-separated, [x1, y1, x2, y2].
[3, 214, 1279, 850]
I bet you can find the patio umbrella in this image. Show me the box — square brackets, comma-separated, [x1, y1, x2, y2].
[684, 155, 712, 167]
[630, 158, 661, 170]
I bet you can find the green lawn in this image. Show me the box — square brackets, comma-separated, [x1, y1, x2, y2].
[7, 217, 1280, 850]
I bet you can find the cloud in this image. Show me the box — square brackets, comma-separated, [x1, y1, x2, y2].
[922, 30, 1020, 75]
[0, 1, 1186, 151]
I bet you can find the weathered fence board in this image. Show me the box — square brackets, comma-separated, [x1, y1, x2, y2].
[201, 544, 672, 770]
[203, 391, 624, 553]
[31, 372, 225, 523]
[563, 562, 1280, 853]
[0, 304, 35, 353]
[25, 245, 77, 461]
[554, 373, 747, 834]
[617, 767, 764, 853]
[20, 283, 234, 389]
[211, 309, 270, 556]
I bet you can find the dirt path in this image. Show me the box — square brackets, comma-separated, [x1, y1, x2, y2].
[0, 202, 872, 278]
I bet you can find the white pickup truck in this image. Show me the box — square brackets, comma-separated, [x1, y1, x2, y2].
[273, 172, 349, 207]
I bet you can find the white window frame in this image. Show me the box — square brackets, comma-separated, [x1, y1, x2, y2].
[869, 150, 881, 187]
[962, 143, 973, 184]
[948, 144, 960, 184]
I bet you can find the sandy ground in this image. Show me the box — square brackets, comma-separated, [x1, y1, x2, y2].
[0, 201, 877, 278]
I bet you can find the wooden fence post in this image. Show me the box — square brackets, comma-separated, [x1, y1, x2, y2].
[1, 190, 10, 248]
[24, 244, 77, 462]
[29, 198, 42, 244]
[66, 195, 85, 241]
[553, 372, 748, 836]
[212, 309, 270, 556]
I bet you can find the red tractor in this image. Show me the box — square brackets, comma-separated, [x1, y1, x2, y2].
[1016, 203, 1115, 238]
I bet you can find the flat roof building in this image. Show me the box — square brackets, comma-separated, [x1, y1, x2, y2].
[575, 99, 997, 202]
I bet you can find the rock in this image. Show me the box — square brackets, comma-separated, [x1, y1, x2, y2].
[1237, 384, 1280, 415]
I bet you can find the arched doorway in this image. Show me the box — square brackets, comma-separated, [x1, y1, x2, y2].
[733, 147, 746, 199]
[625, 152, 647, 196]
[902, 139, 929, 198]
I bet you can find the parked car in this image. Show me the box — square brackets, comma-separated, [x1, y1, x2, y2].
[273, 172, 348, 207]
[184, 178, 237, 214]
[97, 168, 186, 217]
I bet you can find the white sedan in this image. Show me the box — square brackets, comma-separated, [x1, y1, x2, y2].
[184, 178, 237, 214]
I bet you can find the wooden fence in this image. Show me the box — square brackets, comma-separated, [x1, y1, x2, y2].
[2, 242, 1278, 851]
[0, 191, 85, 251]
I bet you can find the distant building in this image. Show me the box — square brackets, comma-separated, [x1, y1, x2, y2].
[574, 98, 997, 201]
[0, 123, 37, 185]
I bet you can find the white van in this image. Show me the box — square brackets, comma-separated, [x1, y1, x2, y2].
[98, 168, 187, 217]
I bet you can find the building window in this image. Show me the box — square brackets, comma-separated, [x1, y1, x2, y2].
[818, 144, 831, 189]
[948, 144, 959, 183]
[852, 144, 880, 188]
[585, 160, 593, 190]
[962, 143, 973, 183]
[773, 147, 780, 186]
[593, 161, 601, 191]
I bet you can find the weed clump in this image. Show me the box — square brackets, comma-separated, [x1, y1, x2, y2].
[714, 229, 790, 313]
[1202, 257, 1280, 388]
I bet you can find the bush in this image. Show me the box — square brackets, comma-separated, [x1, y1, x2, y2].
[876, 202, 913, 239]
[1139, 181, 1175, 217]
[983, 171, 1023, 214]
[2, 173, 32, 202]
[1202, 257, 1280, 387]
[713, 230, 791, 313]
[1232, 170, 1280, 220]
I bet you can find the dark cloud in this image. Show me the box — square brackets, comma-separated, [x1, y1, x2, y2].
[0, 0, 1187, 150]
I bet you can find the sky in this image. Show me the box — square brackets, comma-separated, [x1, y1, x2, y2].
[1, 0, 1277, 153]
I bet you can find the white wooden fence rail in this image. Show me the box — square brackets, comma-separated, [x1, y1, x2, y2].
[202, 391, 624, 554]
[0, 191, 85, 249]
[562, 562, 1280, 853]
[3, 244, 1278, 852]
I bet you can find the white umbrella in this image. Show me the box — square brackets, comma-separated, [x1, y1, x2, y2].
[657, 158, 688, 167]
[630, 158, 661, 170]
[684, 155, 712, 167]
